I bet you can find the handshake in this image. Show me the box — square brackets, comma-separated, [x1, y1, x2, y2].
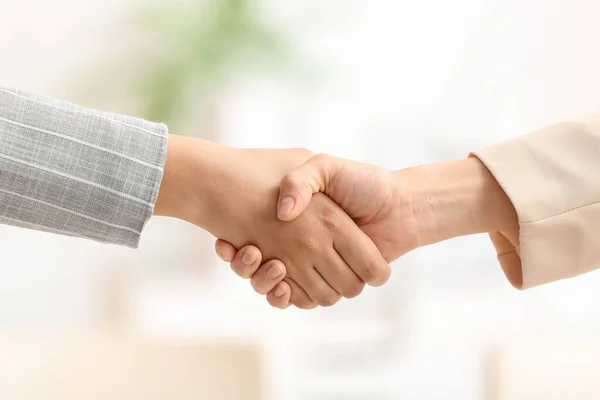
[154, 135, 520, 309]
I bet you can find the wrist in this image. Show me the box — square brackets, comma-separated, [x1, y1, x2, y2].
[395, 157, 518, 247]
[154, 135, 235, 230]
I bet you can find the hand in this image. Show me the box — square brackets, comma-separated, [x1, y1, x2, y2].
[217, 154, 520, 307]
[216, 154, 418, 309]
[219, 153, 419, 262]
[155, 136, 391, 308]
[215, 243, 292, 309]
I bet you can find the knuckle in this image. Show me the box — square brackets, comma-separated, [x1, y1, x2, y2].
[267, 295, 287, 309]
[293, 147, 315, 159]
[281, 172, 299, 187]
[342, 281, 365, 299]
[312, 153, 329, 163]
[294, 298, 316, 310]
[250, 277, 269, 295]
[281, 172, 310, 196]
[360, 262, 377, 283]
[364, 261, 391, 286]
[300, 235, 322, 253]
[288, 280, 316, 310]
[361, 260, 381, 284]
[318, 208, 340, 233]
[231, 263, 253, 279]
[317, 293, 341, 307]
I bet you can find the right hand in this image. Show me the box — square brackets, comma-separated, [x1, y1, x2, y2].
[217, 154, 521, 307]
[158, 138, 391, 309]
[216, 154, 423, 308]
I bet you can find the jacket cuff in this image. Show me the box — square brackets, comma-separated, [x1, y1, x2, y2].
[472, 118, 600, 288]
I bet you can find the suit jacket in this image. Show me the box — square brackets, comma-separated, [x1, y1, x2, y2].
[0, 86, 168, 248]
[474, 116, 600, 289]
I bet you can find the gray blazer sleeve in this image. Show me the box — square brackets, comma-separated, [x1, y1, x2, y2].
[0, 86, 168, 248]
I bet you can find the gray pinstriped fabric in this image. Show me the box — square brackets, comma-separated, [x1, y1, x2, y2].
[0, 86, 168, 247]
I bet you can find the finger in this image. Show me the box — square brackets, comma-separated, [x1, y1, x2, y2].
[266, 281, 292, 309]
[229, 245, 263, 279]
[291, 267, 341, 307]
[215, 239, 238, 262]
[285, 277, 317, 310]
[333, 214, 391, 287]
[277, 154, 346, 221]
[251, 259, 287, 295]
[489, 231, 523, 288]
[502, 227, 521, 256]
[490, 230, 514, 255]
[315, 249, 365, 299]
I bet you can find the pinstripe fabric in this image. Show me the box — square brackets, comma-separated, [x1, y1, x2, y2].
[0, 86, 168, 247]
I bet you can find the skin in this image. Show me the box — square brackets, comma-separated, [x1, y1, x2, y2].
[216, 154, 520, 309]
[153, 135, 392, 308]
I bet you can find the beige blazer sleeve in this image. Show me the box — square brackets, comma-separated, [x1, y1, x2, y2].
[472, 115, 600, 289]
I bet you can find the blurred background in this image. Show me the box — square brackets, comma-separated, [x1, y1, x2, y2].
[2, 0, 600, 399]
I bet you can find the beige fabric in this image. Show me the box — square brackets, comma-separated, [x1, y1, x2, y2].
[473, 115, 600, 289]
[0, 334, 264, 400]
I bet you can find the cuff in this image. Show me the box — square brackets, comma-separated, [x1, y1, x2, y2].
[472, 118, 600, 288]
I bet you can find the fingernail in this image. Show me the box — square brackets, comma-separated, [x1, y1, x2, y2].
[216, 249, 227, 262]
[274, 286, 285, 297]
[278, 197, 295, 216]
[242, 250, 256, 265]
[266, 264, 282, 279]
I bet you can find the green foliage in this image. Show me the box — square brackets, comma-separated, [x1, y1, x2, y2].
[133, 0, 292, 127]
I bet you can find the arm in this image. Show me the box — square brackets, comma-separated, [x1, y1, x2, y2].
[221, 115, 600, 306]
[394, 158, 522, 287]
[473, 115, 600, 288]
[0, 86, 167, 247]
[154, 138, 390, 308]
[218, 156, 519, 308]
[0, 86, 391, 308]
[396, 158, 517, 245]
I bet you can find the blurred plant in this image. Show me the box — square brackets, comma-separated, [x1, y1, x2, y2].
[131, 0, 294, 131]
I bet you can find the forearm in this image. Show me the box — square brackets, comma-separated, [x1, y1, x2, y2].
[396, 157, 518, 247]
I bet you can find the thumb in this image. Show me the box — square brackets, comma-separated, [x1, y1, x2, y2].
[277, 154, 344, 221]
